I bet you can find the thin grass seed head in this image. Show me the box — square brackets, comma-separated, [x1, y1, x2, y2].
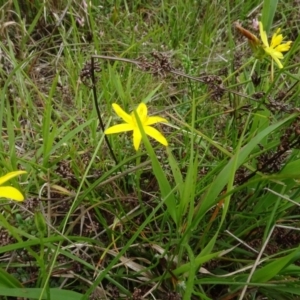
[235, 23, 264, 58]
[105, 102, 168, 151]
[0, 170, 27, 201]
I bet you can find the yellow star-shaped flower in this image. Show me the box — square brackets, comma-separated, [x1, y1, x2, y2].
[259, 21, 292, 68]
[0, 171, 27, 201]
[105, 103, 168, 151]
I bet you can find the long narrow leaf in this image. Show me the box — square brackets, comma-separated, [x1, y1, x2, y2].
[261, 0, 278, 34]
[0, 268, 23, 288]
[193, 114, 296, 226]
[251, 248, 300, 283]
[134, 107, 178, 225]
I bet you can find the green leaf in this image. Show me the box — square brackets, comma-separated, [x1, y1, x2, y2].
[280, 159, 300, 177]
[134, 111, 178, 225]
[34, 211, 47, 237]
[272, 286, 300, 295]
[194, 114, 296, 225]
[37, 118, 94, 163]
[279, 264, 300, 275]
[251, 249, 299, 283]
[0, 268, 22, 288]
[261, 0, 278, 34]
[184, 244, 196, 300]
[167, 147, 184, 197]
[181, 154, 197, 211]
[142, 84, 162, 105]
[174, 250, 222, 277]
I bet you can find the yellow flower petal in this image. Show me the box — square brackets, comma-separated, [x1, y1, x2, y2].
[0, 186, 24, 201]
[264, 47, 283, 58]
[270, 50, 284, 59]
[259, 22, 292, 69]
[146, 116, 168, 126]
[259, 22, 269, 47]
[112, 103, 132, 124]
[0, 171, 27, 185]
[107, 102, 168, 151]
[271, 55, 283, 68]
[136, 103, 148, 123]
[271, 33, 283, 47]
[276, 42, 292, 52]
[105, 123, 134, 134]
[133, 128, 142, 150]
[144, 126, 168, 146]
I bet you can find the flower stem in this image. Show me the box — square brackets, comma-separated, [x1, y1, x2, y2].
[90, 56, 118, 165]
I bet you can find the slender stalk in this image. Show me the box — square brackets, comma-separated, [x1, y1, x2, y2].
[90, 56, 118, 165]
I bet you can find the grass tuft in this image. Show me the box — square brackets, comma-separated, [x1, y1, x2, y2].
[0, 0, 300, 299]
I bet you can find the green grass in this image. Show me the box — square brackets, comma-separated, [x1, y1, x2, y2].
[0, 0, 300, 299]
